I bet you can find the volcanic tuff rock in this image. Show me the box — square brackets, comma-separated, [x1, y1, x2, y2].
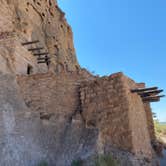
[0, 0, 160, 166]
[0, 0, 79, 75]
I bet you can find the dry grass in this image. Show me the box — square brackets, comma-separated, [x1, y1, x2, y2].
[154, 120, 166, 147]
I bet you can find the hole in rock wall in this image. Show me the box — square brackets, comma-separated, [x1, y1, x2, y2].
[49, 0, 52, 6]
[27, 64, 33, 75]
[42, 13, 45, 17]
[23, 30, 27, 34]
[37, 2, 41, 6]
[60, 25, 63, 29]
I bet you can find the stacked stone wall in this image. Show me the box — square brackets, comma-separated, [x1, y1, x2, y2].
[80, 72, 153, 159]
[17, 72, 81, 116]
[136, 83, 156, 141]
[0, 72, 98, 166]
[80, 73, 132, 152]
[123, 76, 153, 158]
[144, 102, 156, 141]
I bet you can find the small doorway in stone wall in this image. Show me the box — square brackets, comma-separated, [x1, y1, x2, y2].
[27, 64, 33, 75]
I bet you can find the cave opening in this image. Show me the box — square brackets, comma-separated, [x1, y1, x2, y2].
[27, 64, 33, 75]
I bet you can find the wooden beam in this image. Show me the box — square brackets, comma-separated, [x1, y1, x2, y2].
[38, 60, 51, 64]
[143, 98, 160, 102]
[33, 52, 49, 56]
[131, 87, 158, 93]
[37, 57, 50, 61]
[142, 95, 165, 100]
[22, 40, 39, 45]
[139, 89, 163, 96]
[28, 47, 44, 51]
[37, 61, 46, 64]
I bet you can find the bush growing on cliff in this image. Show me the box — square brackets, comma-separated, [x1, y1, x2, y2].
[95, 154, 118, 166]
[37, 161, 48, 166]
[71, 159, 83, 166]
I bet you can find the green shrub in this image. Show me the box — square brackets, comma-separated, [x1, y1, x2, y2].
[37, 161, 48, 166]
[95, 154, 118, 166]
[71, 159, 83, 166]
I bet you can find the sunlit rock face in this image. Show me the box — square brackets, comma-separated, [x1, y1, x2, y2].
[0, 0, 79, 75]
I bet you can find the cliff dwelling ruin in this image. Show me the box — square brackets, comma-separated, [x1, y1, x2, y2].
[0, 0, 165, 166]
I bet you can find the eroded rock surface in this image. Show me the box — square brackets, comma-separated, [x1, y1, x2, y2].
[0, 0, 79, 75]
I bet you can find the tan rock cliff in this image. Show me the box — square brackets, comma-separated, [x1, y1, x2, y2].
[0, 0, 79, 75]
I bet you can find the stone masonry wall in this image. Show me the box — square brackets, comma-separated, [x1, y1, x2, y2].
[17, 72, 80, 117]
[16, 73, 98, 166]
[0, 72, 98, 166]
[80, 72, 153, 159]
[123, 75, 153, 158]
[144, 102, 156, 141]
[0, 71, 156, 166]
[80, 73, 132, 153]
[136, 83, 156, 142]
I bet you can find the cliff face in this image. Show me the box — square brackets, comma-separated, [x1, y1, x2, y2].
[0, 0, 79, 75]
[0, 1, 158, 166]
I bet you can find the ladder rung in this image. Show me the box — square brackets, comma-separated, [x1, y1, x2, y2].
[33, 52, 49, 56]
[37, 57, 50, 61]
[28, 47, 44, 51]
[22, 40, 39, 45]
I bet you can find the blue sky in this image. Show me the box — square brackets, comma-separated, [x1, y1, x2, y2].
[57, 0, 166, 122]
